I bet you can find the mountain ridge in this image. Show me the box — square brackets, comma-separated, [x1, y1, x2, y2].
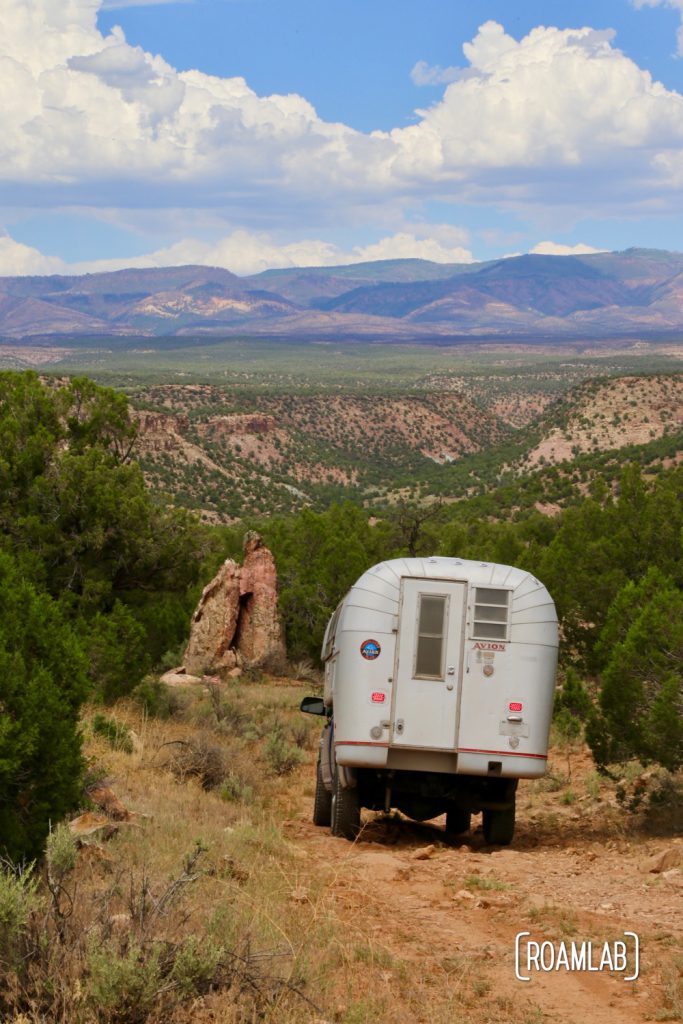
[3, 249, 683, 342]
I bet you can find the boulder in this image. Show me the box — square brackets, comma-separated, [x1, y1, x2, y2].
[184, 532, 286, 676]
[643, 847, 683, 873]
[87, 784, 132, 821]
[69, 812, 112, 838]
[160, 669, 203, 687]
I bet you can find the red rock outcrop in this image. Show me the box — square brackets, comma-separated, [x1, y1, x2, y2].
[184, 532, 286, 675]
[236, 532, 286, 667]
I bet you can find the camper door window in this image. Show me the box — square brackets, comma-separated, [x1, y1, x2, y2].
[414, 594, 448, 678]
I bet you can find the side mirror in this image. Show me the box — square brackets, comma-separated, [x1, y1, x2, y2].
[300, 696, 326, 716]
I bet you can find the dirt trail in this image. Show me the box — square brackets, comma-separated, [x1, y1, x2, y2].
[283, 751, 682, 1024]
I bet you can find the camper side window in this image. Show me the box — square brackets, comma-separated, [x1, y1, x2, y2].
[414, 594, 447, 678]
[472, 587, 509, 640]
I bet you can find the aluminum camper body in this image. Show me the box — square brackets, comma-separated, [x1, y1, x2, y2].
[302, 557, 559, 845]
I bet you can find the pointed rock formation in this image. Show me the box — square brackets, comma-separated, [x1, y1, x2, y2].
[184, 558, 241, 675]
[237, 531, 286, 667]
[184, 532, 286, 675]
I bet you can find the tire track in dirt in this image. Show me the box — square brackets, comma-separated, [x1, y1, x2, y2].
[284, 775, 682, 1024]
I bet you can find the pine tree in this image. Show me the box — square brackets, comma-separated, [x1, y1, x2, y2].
[588, 570, 683, 770]
[0, 551, 88, 860]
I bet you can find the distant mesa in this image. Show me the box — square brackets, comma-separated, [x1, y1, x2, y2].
[2, 248, 683, 343]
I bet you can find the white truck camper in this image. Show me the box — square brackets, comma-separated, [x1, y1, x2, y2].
[301, 557, 559, 845]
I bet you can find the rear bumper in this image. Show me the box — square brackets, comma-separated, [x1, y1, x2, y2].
[335, 740, 547, 777]
[456, 747, 547, 778]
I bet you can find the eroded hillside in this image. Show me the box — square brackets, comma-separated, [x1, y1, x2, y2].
[127, 370, 683, 521]
[132, 385, 510, 519]
[520, 374, 683, 471]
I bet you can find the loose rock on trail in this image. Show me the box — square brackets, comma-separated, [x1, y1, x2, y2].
[283, 747, 682, 1024]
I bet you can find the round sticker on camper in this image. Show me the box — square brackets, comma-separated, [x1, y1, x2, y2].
[360, 639, 381, 660]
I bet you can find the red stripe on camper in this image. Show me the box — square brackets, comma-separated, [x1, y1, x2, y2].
[458, 747, 547, 759]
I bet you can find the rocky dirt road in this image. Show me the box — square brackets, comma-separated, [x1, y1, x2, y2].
[283, 749, 682, 1024]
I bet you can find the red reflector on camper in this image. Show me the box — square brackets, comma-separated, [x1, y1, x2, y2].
[509, 702, 523, 712]
[371, 692, 386, 703]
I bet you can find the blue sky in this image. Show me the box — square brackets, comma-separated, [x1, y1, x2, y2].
[97, 0, 683, 132]
[3, 0, 683, 275]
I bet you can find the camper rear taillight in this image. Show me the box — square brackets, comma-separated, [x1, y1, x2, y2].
[371, 692, 386, 703]
[509, 702, 523, 712]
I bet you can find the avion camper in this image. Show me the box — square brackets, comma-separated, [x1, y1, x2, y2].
[301, 557, 559, 845]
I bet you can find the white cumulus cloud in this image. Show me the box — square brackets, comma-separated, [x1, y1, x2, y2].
[351, 233, 472, 266]
[410, 60, 461, 86]
[384, 20, 683, 196]
[3, 2, 683, 239]
[100, 229, 474, 276]
[0, 236, 66, 276]
[530, 241, 608, 256]
[0, 228, 474, 278]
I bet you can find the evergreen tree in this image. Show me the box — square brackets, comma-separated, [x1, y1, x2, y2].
[588, 570, 683, 771]
[0, 371, 207, 700]
[0, 551, 87, 860]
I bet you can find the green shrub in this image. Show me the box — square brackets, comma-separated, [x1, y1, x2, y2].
[132, 677, 182, 719]
[264, 723, 306, 776]
[92, 713, 134, 754]
[0, 371, 206, 700]
[553, 707, 583, 745]
[46, 823, 78, 883]
[170, 936, 223, 996]
[86, 940, 163, 1020]
[0, 862, 42, 969]
[554, 668, 591, 721]
[220, 772, 254, 804]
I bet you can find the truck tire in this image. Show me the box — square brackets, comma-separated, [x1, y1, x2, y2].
[330, 764, 360, 839]
[312, 757, 332, 827]
[445, 807, 471, 837]
[482, 804, 515, 846]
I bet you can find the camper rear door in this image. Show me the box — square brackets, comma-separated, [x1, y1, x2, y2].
[392, 578, 466, 749]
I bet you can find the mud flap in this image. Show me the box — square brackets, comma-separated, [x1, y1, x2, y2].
[324, 720, 357, 789]
[320, 724, 334, 790]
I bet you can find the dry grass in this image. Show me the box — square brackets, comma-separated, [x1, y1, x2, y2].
[0, 681, 335, 1023]
[4, 682, 681, 1024]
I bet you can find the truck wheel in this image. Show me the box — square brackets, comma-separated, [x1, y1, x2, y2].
[445, 807, 471, 837]
[330, 764, 360, 840]
[482, 805, 515, 846]
[312, 758, 332, 827]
